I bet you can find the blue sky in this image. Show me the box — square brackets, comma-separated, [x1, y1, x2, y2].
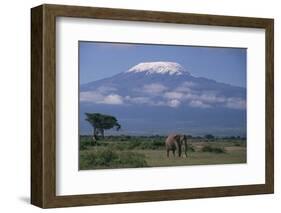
[79, 41, 246, 87]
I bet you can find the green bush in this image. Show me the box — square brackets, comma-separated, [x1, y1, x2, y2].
[139, 142, 156, 150]
[234, 142, 242, 146]
[136, 140, 164, 150]
[152, 140, 164, 147]
[117, 152, 148, 168]
[79, 142, 88, 150]
[187, 144, 195, 152]
[79, 148, 148, 169]
[201, 145, 226, 153]
[80, 137, 92, 144]
[108, 143, 125, 150]
[79, 137, 92, 150]
[80, 135, 166, 150]
[96, 149, 118, 166]
[233, 141, 246, 147]
[127, 141, 142, 149]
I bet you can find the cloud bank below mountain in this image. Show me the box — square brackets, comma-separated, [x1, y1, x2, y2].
[80, 81, 246, 110]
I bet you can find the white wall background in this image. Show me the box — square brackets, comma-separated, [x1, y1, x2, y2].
[0, 0, 279, 212]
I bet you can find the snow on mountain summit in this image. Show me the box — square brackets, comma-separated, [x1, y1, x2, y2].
[126, 61, 190, 75]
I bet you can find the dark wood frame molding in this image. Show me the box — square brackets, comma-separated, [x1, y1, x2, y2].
[31, 4, 274, 208]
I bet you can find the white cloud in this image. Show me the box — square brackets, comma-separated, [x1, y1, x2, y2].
[150, 101, 166, 107]
[198, 93, 226, 104]
[142, 83, 167, 94]
[182, 81, 196, 87]
[124, 95, 181, 108]
[164, 91, 184, 99]
[81, 85, 246, 110]
[126, 96, 151, 104]
[80, 91, 104, 102]
[184, 93, 199, 100]
[80, 91, 123, 105]
[225, 98, 246, 109]
[100, 94, 124, 105]
[167, 99, 181, 108]
[189, 100, 211, 108]
[176, 81, 196, 92]
[96, 86, 117, 94]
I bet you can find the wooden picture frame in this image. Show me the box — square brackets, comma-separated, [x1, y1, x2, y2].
[31, 4, 274, 208]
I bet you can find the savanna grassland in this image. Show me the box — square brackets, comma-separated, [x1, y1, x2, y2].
[79, 135, 246, 170]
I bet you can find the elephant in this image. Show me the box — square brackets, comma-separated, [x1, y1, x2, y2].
[165, 134, 188, 158]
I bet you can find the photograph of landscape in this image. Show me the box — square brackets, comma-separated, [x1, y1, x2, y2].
[79, 41, 247, 170]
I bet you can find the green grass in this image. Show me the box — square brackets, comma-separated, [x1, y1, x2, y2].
[79, 136, 246, 170]
[137, 149, 246, 167]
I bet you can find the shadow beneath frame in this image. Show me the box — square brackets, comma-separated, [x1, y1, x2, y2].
[18, 196, 30, 204]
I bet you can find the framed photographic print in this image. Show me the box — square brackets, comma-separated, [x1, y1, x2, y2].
[31, 4, 274, 208]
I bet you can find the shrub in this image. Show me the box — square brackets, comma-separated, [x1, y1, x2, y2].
[80, 149, 118, 168]
[79, 148, 148, 169]
[80, 137, 92, 145]
[201, 145, 226, 153]
[233, 141, 246, 147]
[187, 144, 195, 152]
[108, 143, 125, 150]
[79, 137, 92, 150]
[139, 141, 158, 150]
[234, 142, 242, 146]
[127, 141, 142, 150]
[152, 140, 164, 147]
[96, 149, 118, 166]
[79, 142, 88, 150]
[118, 152, 148, 168]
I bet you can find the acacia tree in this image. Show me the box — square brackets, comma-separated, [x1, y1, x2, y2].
[85, 113, 121, 143]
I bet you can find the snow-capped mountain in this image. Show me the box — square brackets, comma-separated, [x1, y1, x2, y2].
[80, 62, 246, 136]
[126, 61, 190, 75]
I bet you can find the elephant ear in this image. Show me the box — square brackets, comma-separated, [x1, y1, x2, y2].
[174, 134, 181, 141]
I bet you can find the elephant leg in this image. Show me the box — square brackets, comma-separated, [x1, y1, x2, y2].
[178, 149, 182, 157]
[184, 142, 188, 158]
[183, 150, 187, 158]
[178, 146, 182, 157]
[167, 150, 170, 158]
[172, 149, 175, 157]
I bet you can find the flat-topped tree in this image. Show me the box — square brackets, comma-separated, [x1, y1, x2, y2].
[85, 113, 121, 144]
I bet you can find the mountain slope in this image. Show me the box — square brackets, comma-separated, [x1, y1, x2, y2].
[80, 62, 246, 136]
